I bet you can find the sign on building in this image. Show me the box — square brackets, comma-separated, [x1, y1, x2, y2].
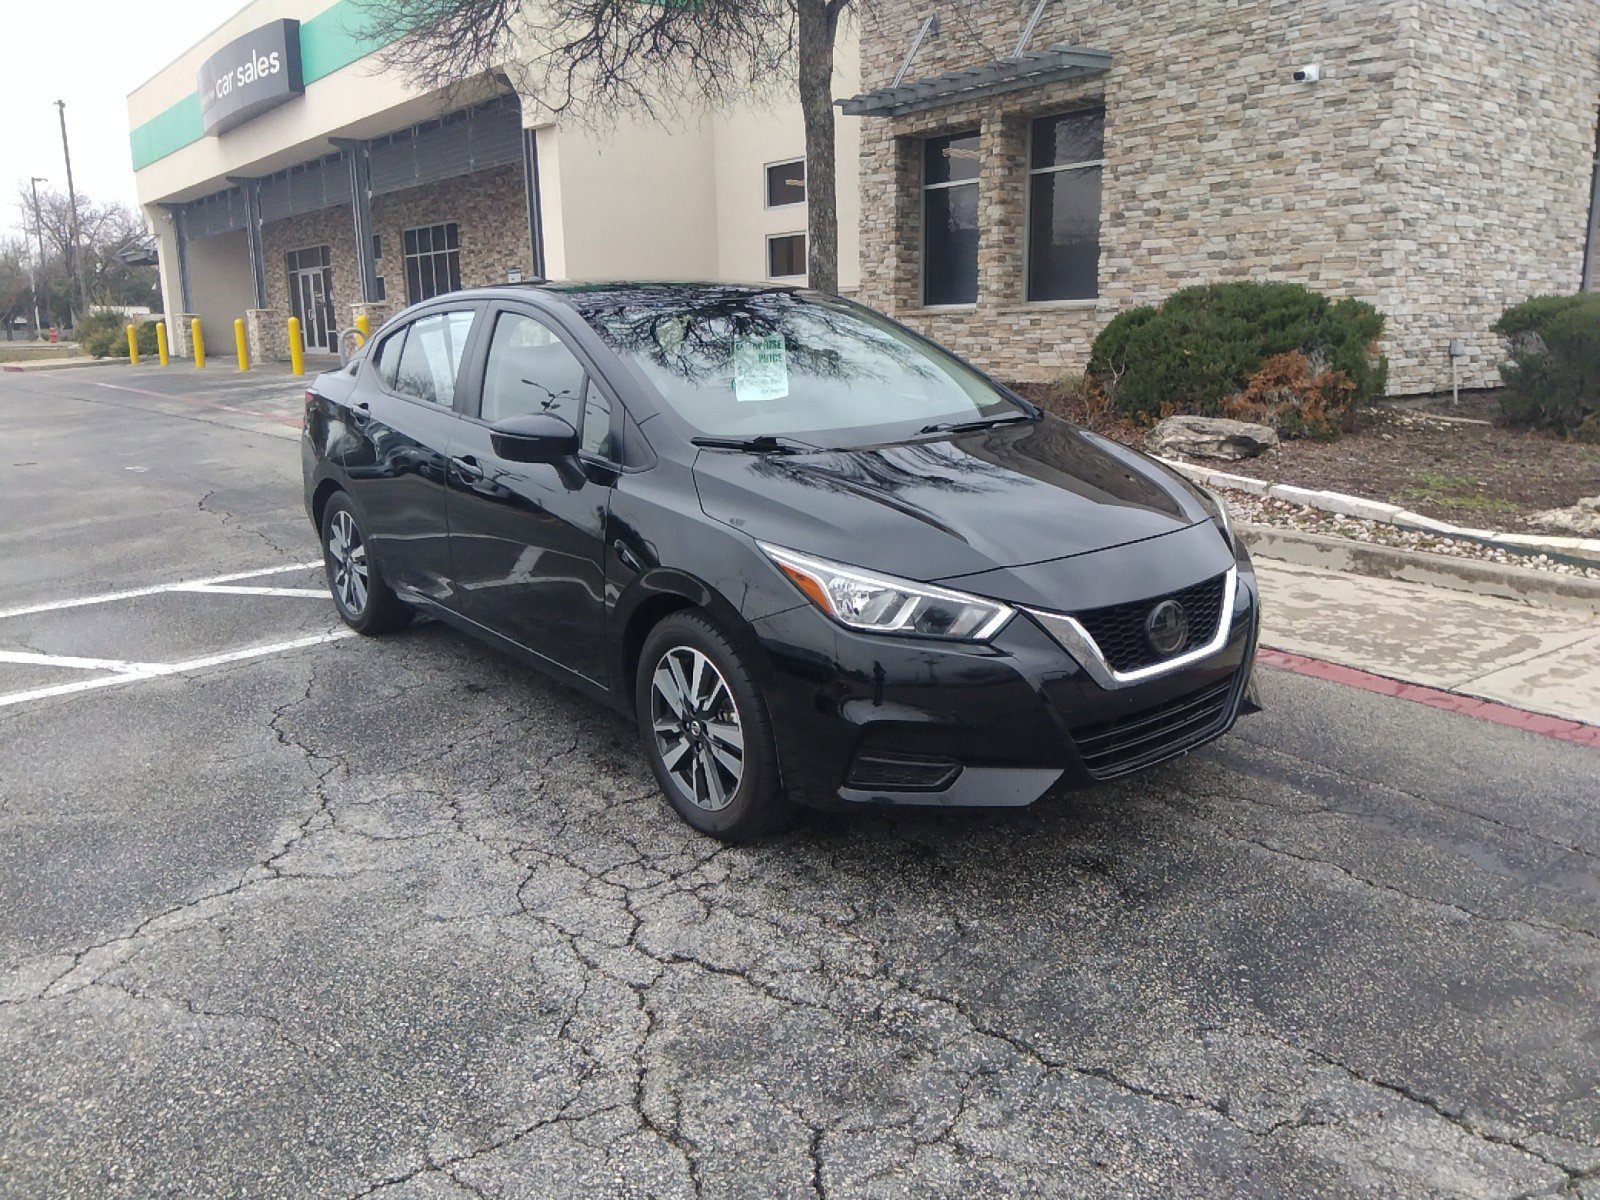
[198, 19, 304, 137]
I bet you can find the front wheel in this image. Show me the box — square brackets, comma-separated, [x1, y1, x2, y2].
[321, 493, 412, 635]
[636, 612, 797, 842]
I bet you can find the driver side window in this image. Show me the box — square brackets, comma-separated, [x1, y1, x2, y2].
[481, 312, 587, 428]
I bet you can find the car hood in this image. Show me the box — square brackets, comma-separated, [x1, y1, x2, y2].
[693, 415, 1212, 583]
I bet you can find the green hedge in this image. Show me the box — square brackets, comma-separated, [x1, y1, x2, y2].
[1493, 293, 1600, 438]
[1087, 281, 1388, 423]
[78, 312, 160, 360]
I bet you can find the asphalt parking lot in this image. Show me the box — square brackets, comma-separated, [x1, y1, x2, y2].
[3, 363, 1599, 1199]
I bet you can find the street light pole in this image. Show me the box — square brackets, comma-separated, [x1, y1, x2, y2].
[55, 100, 89, 316]
[29, 176, 49, 335]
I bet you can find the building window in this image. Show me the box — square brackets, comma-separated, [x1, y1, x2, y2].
[768, 233, 806, 280]
[766, 159, 806, 207]
[1027, 109, 1104, 302]
[404, 223, 462, 305]
[372, 234, 387, 303]
[923, 131, 980, 306]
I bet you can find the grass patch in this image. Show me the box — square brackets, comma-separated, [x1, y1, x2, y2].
[0, 345, 81, 364]
[1400, 471, 1519, 513]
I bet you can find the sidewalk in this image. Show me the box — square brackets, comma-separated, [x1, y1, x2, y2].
[1254, 557, 1599, 728]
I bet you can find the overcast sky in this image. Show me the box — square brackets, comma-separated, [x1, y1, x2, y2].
[1, 2, 246, 236]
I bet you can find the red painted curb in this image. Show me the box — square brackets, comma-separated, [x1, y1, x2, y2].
[1256, 646, 1600, 749]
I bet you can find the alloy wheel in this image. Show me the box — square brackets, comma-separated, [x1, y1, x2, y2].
[649, 646, 745, 812]
[327, 509, 370, 616]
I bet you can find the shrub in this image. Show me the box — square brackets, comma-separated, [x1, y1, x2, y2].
[1492, 293, 1600, 438]
[75, 312, 160, 359]
[1221, 351, 1355, 440]
[1087, 281, 1388, 436]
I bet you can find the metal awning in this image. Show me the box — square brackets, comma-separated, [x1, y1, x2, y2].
[837, 46, 1112, 119]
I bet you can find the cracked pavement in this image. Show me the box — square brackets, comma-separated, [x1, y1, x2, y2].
[3, 365, 1599, 1198]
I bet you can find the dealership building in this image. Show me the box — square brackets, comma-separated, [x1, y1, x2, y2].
[130, 1, 1599, 395]
[126, 0, 861, 364]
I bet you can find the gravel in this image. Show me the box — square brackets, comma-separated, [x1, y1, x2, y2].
[1218, 486, 1600, 581]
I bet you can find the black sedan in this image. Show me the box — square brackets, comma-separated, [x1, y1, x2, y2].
[303, 283, 1260, 841]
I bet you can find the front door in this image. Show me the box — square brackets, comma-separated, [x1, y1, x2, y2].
[287, 246, 337, 353]
[447, 304, 616, 686]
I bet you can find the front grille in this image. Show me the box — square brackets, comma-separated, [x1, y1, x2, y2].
[1074, 574, 1228, 673]
[1071, 678, 1236, 779]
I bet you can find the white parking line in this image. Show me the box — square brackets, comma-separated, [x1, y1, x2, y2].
[0, 650, 163, 674]
[172, 584, 329, 598]
[0, 562, 323, 621]
[0, 629, 355, 710]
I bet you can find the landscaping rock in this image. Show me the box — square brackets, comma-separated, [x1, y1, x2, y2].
[1529, 496, 1600, 535]
[1146, 416, 1279, 461]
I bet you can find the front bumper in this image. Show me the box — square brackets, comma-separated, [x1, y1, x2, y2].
[750, 554, 1260, 810]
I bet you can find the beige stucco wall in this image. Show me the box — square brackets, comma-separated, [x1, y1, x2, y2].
[854, 0, 1600, 394]
[185, 229, 257, 354]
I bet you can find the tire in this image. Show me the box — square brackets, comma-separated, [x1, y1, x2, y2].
[636, 611, 798, 842]
[321, 492, 413, 636]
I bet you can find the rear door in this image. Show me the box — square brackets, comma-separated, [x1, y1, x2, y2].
[342, 304, 482, 607]
[445, 302, 620, 685]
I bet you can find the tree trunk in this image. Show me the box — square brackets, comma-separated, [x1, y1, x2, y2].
[797, 0, 840, 295]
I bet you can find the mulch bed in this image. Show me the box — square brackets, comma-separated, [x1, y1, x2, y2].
[1013, 385, 1600, 535]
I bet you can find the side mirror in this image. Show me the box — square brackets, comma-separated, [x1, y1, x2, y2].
[490, 412, 580, 464]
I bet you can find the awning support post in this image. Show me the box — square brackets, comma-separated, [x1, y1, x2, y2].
[334, 138, 380, 305]
[229, 176, 268, 310]
[522, 126, 546, 282]
[1012, 0, 1052, 59]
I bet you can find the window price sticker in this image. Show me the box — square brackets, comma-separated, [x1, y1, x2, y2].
[733, 335, 789, 403]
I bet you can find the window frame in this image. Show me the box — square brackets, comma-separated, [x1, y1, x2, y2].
[766, 232, 808, 281]
[1023, 108, 1107, 305]
[461, 301, 629, 469]
[764, 157, 807, 208]
[920, 130, 982, 309]
[402, 221, 464, 306]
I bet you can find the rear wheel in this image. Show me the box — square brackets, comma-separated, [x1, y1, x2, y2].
[321, 493, 412, 635]
[636, 612, 797, 842]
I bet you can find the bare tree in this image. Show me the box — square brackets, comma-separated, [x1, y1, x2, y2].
[354, 0, 853, 294]
[14, 187, 158, 313]
[0, 239, 35, 340]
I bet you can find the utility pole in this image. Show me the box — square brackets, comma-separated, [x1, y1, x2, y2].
[55, 100, 89, 316]
[29, 176, 49, 335]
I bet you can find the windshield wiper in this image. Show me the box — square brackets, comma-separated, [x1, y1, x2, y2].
[917, 412, 1038, 436]
[690, 434, 816, 455]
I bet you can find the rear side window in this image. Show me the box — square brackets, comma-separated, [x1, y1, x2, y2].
[481, 311, 588, 427]
[392, 310, 476, 406]
[372, 330, 403, 389]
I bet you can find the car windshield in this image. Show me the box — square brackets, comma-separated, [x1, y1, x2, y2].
[562, 286, 1026, 446]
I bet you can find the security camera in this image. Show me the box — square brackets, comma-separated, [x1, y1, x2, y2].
[1293, 64, 1322, 83]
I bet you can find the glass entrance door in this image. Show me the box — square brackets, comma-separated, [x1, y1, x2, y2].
[287, 246, 336, 354]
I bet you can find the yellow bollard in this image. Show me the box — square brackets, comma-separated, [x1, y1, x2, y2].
[126, 324, 140, 366]
[354, 312, 371, 345]
[234, 318, 250, 372]
[155, 321, 169, 366]
[192, 318, 206, 369]
[288, 317, 305, 377]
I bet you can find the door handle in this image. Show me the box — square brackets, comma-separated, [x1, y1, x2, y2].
[451, 454, 484, 483]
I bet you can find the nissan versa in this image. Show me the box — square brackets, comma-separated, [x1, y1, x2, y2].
[302, 283, 1261, 841]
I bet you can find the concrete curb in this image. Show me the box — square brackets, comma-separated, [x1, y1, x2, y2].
[1162, 457, 1600, 568]
[1, 357, 120, 374]
[1240, 524, 1600, 616]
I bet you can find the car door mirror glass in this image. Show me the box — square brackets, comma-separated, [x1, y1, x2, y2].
[489, 413, 581, 464]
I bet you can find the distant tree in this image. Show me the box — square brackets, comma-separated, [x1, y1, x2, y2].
[0, 238, 35, 340]
[354, 0, 853, 295]
[14, 187, 159, 315]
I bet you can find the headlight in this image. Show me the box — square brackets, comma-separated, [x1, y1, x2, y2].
[759, 544, 1014, 641]
[1200, 485, 1235, 549]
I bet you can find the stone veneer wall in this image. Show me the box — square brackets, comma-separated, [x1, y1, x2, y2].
[260, 162, 530, 351]
[854, 0, 1600, 393]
